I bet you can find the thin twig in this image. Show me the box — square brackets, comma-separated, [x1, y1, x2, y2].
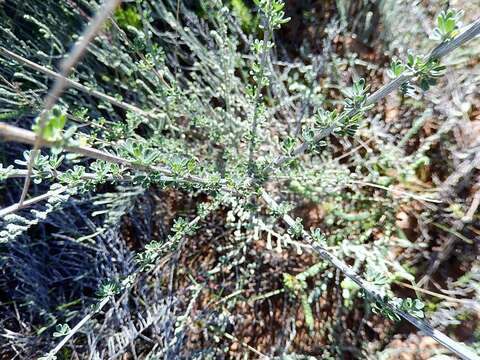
[2, 169, 98, 180]
[0, 185, 67, 218]
[0, 123, 234, 216]
[0, 168, 131, 218]
[248, 1, 272, 174]
[221, 331, 269, 359]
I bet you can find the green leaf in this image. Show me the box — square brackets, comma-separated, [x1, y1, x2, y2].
[53, 323, 71, 338]
[32, 107, 67, 142]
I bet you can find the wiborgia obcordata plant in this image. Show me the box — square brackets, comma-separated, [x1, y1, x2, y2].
[0, 0, 479, 359]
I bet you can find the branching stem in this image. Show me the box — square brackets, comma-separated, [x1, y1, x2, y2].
[260, 190, 480, 360]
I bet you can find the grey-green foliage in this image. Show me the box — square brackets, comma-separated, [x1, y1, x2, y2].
[1, 184, 70, 241]
[432, 8, 464, 42]
[0, 0, 475, 358]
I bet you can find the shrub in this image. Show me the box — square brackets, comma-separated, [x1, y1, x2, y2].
[0, 0, 479, 358]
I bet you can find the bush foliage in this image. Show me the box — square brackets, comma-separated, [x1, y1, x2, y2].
[0, 0, 480, 359]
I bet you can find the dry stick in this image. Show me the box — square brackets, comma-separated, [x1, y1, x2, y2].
[0, 185, 67, 218]
[260, 190, 480, 360]
[0, 169, 128, 218]
[0, 47, 152, 117]
[272, 17, 480, 169]
[221, 331, 269, 359]
[16, 0, 122, 206]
